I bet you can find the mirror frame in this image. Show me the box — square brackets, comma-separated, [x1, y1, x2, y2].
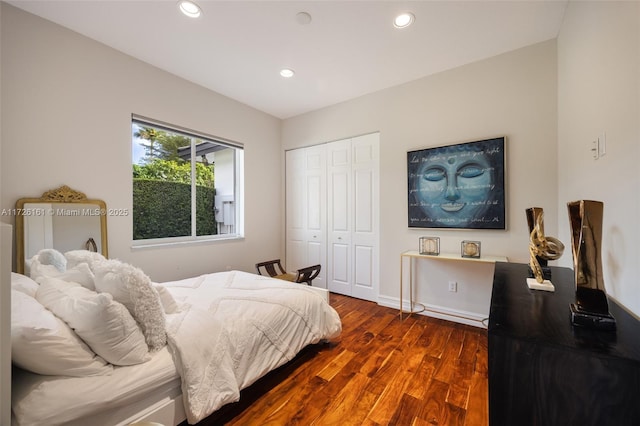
[15, 185, 108, 274]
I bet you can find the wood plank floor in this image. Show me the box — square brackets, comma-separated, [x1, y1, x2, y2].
[193, 293, 488, 426]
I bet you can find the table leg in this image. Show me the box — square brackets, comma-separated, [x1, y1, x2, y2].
[399, 254, 404, 319]
[409, 256, 413, 313]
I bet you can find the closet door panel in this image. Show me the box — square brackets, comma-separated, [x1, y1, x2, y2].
[350, 133, 379, 302]
[329, 241, 351, 295]
[305, 172, 322, 267]
[287, 239, 306, 273]
[354, 169, 373, 233]
[286, 145, 327, 288]
[330, 172, 349, 232]
[353, 244, 374, 295]
[353, 140, 374, 165]
[286, 149, 306, 274]
[288, 179, 305, 231]
[327, 139, 352, 295]
[307, 239, 323, 268]
[330, 144, 350, 168]
[286, 149, 306, 232]
[306, 175, 322, 231]
[304, 145, 327, 287]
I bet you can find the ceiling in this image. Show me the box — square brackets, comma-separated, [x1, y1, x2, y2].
[7, 0, 568, 119]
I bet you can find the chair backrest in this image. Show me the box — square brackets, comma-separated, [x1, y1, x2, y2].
[255, 259, 287, 277]
[295, 264, 321, 286]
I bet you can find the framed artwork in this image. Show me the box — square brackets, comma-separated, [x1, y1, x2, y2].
[407, 137, 506, 229]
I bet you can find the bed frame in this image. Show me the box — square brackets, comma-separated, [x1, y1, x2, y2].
[97, 389, 186, 426]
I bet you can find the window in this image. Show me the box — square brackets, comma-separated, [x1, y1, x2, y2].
[131, 115, 243, 245]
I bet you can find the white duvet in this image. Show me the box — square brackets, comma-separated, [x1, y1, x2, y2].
[163, 270, 342, 424]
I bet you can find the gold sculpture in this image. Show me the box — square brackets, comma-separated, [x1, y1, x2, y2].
[526, 207, 564, 288]
[567, 200, 615, 329]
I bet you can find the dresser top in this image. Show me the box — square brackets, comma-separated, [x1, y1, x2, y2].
[489, 262, 640, 362]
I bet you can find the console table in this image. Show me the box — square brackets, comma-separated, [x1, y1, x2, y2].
[399, 250, 508, 319]
[488, 262, 640, 426]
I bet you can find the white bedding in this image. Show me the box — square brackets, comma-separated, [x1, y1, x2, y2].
[12, 270, 341, 425]
[164, 270, 341, 423]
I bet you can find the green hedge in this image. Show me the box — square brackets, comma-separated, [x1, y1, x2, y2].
[133, 179, 216, 240]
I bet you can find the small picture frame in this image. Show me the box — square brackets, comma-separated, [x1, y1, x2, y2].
[461, 240, 481, 258]
[419, 236, 440, 255]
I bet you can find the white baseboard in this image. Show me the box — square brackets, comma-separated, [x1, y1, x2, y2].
[377, 295, 488, 328]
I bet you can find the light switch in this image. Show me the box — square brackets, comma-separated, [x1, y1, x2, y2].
[599, 132, 607, 156]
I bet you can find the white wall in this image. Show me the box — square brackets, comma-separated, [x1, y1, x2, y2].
[282, 40, 558, 316]
[0, 4, 282, 281]
[557, 1, 640, 315]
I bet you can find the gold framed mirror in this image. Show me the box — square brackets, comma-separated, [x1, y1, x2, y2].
[15, 185, 108, 274]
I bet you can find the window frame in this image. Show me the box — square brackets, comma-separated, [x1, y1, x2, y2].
[131, 114, 244, 248]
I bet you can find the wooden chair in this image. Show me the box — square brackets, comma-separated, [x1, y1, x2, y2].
[255, 259, 321, 286]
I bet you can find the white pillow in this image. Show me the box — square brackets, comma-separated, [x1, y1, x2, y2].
[34, 248, 67, 271]
[153, 283, 182, 314]
[29, 260, 62, 282]
[28, 248, 68, 281]
[30, 258, 97, 291]
[11, 289, 112, 376]
[93, 259, 166, 351]
[11, 272, 39, 297]
[56, 262, 96, 290]
[64, 249, 106, 269]
[36, 277, 150, 366]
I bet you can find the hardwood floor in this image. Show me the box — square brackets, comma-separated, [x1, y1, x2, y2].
[195, 293, 488, 426]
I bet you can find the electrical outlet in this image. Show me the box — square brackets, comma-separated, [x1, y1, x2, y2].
[448, 281, 457, 292]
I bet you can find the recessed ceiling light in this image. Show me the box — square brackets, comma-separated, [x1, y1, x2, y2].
[394, 12, 415, 29]
[178, 0, 202, 18]
[280, 69, 295, 78]
[296, 12, 312, 25]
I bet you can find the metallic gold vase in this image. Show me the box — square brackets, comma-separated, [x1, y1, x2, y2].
[567, 200, 615, 330]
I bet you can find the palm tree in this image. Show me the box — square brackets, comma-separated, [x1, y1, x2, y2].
[156, 133, 191, 162]
[133, 126, 163, 161]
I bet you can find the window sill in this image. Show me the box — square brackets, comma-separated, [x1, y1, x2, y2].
[131, 235, 244, 250]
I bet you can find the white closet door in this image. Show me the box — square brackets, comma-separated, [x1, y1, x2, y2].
[350, 133, 379, 302]
[286, 149, 307, 272]
[287, 133, 379, 301]
[327, 139, 353, 296]
[303, 145, 327, 288]
[285, 145, 327, 288]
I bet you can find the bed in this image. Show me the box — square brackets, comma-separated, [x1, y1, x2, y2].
[9, 250, 342, 426]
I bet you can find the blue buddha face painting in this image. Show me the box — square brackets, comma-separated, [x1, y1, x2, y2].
[407, 137, 506, 229]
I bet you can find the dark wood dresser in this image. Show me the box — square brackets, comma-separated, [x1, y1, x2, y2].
[488, 262, 640, 426]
